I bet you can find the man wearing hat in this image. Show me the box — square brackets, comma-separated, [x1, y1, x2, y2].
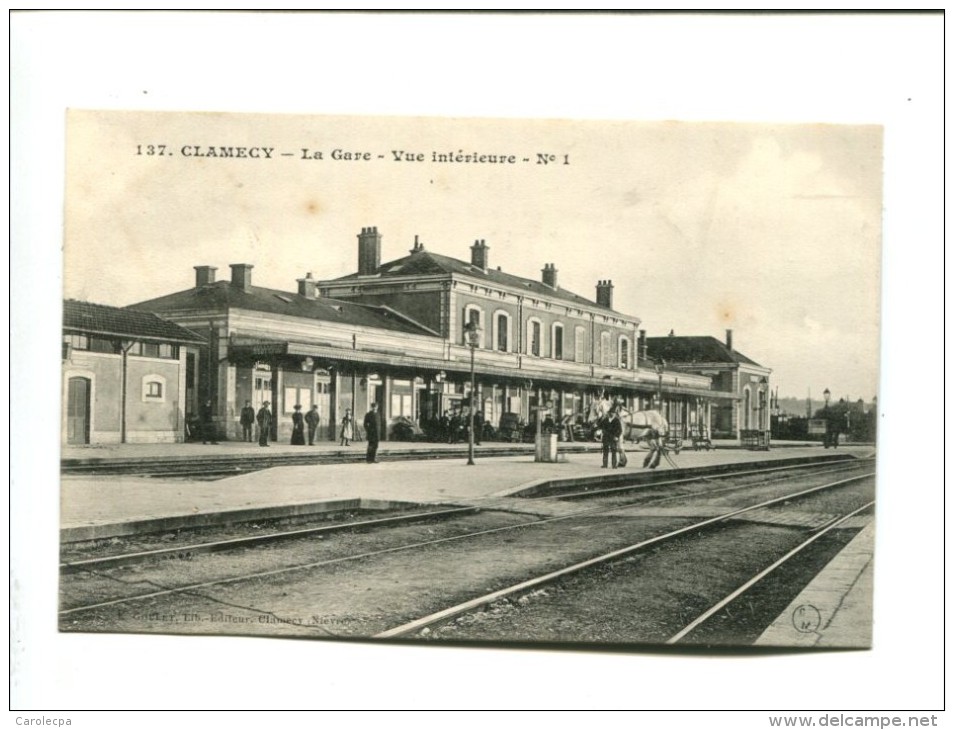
[363, 402, 380, 463]
[305, 404, 321, 445]
[256, 401, 272, 447]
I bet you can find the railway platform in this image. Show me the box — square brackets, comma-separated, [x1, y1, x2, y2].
[60, 442, 874, 539]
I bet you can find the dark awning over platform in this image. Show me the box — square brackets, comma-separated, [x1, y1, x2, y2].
[227, 340, 738, 402]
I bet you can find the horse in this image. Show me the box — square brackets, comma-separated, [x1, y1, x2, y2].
[591, 400, 671, 469]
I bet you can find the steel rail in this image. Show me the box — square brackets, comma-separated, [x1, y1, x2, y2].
[60, 506, 480, 573]
[551, 458, 868, 502]
[373, 472, 874, 639]
[665, 500, 875, 644]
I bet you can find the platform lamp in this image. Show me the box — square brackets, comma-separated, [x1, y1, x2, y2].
[464, 321, 481, 466]
[654, 359, 666, 409]
[823, 387, 831, 448]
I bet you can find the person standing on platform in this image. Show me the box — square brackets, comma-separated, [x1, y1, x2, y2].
[257, 401, 272, 447]
[305, 404, 321, 445]
[200, 399, 218, 445]
[239, 400, 256, 443]
[364, 403, 380, 463]
[448, 410, 461, 444]
[473, 410, 484, 446]
[601, 408, 623, 469]
[340, 408, 354, 446]
[291, 404, 306, 445]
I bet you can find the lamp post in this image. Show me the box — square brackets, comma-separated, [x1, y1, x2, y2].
[654, 359, 666, 410]
[823, 387, 831, 448]
[464, 321, 481, 465]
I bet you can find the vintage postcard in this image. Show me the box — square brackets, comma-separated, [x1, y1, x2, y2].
[59, 109, 880, 650]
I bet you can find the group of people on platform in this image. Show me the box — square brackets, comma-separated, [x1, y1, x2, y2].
[435, 408, 484, 446]
[227, 400, 380, 462]
[198, 399, 637, 470]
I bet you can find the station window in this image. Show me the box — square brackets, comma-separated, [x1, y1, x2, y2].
[89, 336, 119, 354]
[529, 320, 542, 357]
[65, 333, 89, 350]
[619, 337, 630, 369]
[462, 305, 484, 347]
[496, 312, 509, 352]
[141, 374, 167, 402]
[599, 331, 611, 367]
[552, 323, 564, 360]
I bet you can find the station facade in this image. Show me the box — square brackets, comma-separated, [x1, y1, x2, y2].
[61, 300, 205, 445]
[125, 226, 745, 444]
[644, 330, 772, 441]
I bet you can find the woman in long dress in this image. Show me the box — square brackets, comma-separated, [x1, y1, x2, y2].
[340, 408, 354, 446]
[291, 404, 306, 445]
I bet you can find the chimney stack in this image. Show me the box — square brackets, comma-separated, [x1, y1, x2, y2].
[639, 329, 648, 360]
[194, 266, 217, 287]
[470, 239, 489, 271]
[596, 279, 614, 308]
[229, 263, 253, 291]
[297, 272, 317, 298]
[409, 234, 425, 254]
[357, 226, 382, 275]
[542, 263, 558, 289]
[726, 329, 734, 351]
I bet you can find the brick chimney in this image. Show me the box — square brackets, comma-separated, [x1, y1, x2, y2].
[639, 329, 648, 360]
[542, 263, 558, 289]
[357, 226, 382, 275]
[229, 263, 253, 291]
[596, 279, 614, 308]
[297, 272, 317, 298]
[470, 239, 489, 271]
[726, 329, 734, 351]
[409, 234, 425, 254]
[194, 265, 217, 287]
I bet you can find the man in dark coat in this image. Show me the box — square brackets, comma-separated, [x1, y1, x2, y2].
[239, 400, 256, 443]
[363, 403, 380, 463]
[305, 404, 321, 445]
[256, 401, 272, 447]
[200, 399, 218, 445]
[601, 408, 623, 469]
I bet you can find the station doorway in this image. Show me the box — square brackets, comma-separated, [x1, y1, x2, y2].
[66, 376, 90, 444]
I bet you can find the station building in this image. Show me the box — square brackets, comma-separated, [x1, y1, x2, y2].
[126, 226, 742, 443]
[61, 300, 205, 445]
[644, 329, 772, 442]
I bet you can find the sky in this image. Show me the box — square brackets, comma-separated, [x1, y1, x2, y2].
[64, 111, 883, 402]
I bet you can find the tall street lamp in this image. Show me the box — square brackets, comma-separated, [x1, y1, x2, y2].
[654, 359, 666, 410]
[823, 387, 831, 448]
[464, 321, 481, 465]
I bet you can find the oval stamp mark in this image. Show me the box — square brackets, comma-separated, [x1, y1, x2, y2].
[792, 604, 822, 633]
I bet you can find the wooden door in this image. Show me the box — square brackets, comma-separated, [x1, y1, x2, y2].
[67, 377, 90, 444]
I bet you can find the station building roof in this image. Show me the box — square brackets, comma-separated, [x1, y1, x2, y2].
[645, 335, 764, 368]
[129, 282, 440, 338]
[63, 299, 205, 344]
[325, 248, 621, 314]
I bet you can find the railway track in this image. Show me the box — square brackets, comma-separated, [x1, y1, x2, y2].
[60, 460, 875, 641]
[373, 472, 874, 639]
